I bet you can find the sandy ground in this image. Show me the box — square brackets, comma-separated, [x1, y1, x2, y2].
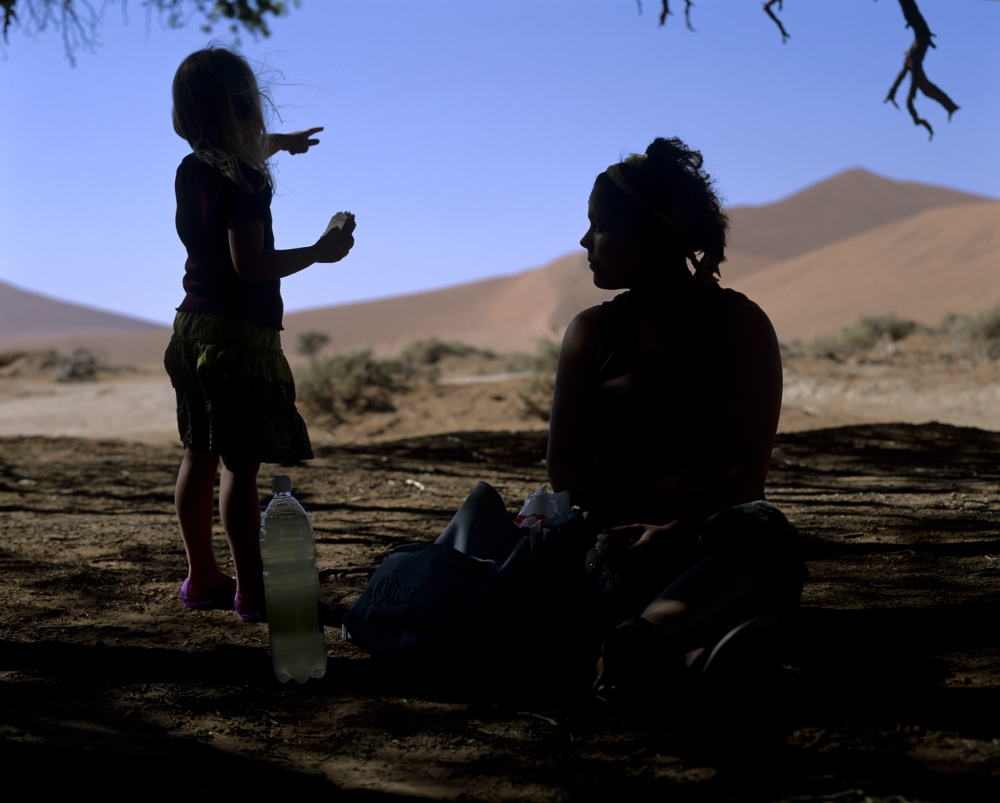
[2, 335, 1000, 799]
[1, 424, 999, 799]
[4, 330, 1000, 444]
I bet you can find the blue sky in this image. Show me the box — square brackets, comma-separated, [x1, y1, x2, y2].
[1, 0, 997, 325]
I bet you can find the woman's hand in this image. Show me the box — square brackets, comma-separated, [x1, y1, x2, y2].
[599, 520, 681, 571]
[601, 521, 677, 554]
[597, 522, 674, 555]
[269, 128, 324, 156]
[313, 216, 356, 264]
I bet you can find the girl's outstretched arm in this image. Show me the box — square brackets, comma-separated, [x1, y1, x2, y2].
[268, 128, 323, 157]
[228, 217, 355, 281]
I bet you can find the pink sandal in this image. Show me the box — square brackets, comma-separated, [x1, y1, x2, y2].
[179, 576, 237, 610]
[234, 589, 267, 623]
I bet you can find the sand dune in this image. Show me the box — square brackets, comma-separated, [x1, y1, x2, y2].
[725, 168, 990, 268]
[281, 252, 615, 357]
[0, 328, 174, 367]
[0, 279, 163, 343]
[731, 201, 1000, 343]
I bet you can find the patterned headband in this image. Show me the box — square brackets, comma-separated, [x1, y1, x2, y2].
[604, 157, 721, 282]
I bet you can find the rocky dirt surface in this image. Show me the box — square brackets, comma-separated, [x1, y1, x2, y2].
[2, 422, 999, 800]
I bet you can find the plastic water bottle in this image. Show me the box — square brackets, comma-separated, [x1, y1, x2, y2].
[260, 475, 327, 683]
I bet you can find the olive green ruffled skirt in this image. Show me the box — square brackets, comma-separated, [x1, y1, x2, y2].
[163, 311, 313, 463]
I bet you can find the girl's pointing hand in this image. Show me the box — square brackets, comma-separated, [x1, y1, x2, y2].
[270, 127, 324, 156]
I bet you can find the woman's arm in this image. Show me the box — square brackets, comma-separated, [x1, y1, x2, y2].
[228, 217, 355, 282]
[722, 300, 783, 505]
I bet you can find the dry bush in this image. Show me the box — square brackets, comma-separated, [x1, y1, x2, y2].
[502, 337, 561, 374]
[399, 337, 493, 366]
[296, 350, 413, 419]
[516, 375, 555, 423]
[0, 350, 59, 378]
[811, 315, 917, 357]
[944, 306, 1000, 359]
[57, 349, 101, 382]
[296, 331, 330, 358]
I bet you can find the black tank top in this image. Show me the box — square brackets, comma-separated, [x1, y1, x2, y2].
[593, 281, 751, 481]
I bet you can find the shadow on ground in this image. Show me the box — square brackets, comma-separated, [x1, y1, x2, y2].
[2, 423, 999, 800]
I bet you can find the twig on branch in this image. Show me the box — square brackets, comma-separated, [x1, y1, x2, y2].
[884, 0, 958, 139]
[658, 1, 694, 31]
[1, 0, 17, 40]
[763, 0, 790, 43]
[2, 1, 288, 63]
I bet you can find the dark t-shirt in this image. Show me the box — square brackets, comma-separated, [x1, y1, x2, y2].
[174, 153, 283, 330]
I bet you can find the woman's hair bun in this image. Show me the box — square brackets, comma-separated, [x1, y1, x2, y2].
[643, 137, 706, 177]
[607, 136, 729, 275]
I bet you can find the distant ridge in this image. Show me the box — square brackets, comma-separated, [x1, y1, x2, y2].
[0, 279, 164, 344]
[723, 169, 991, 279]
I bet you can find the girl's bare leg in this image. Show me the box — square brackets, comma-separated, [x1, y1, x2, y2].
[219, 454, 264, 601]
[175, 448, 232, 596]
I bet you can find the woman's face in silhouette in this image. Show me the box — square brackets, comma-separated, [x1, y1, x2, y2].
[581, 192, 643, 291]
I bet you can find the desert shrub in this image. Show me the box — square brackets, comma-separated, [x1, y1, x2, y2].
[0, 351, 58, 378]
[502, 337, 561, 374]
[399, 337, 482, 365]
[297, 330, 330, 358]
[516, 374, 555, 422]
[778, 340, 805, 358]
[0, 351, 28, 369]
[944, 305, 1000, 359]
[296, 349, 412, 417]
[57, 349, 100, 382]
[811, 315, 917, 356]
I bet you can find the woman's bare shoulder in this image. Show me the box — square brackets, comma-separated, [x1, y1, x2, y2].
[727, 292, 778, 345]
[562, 304, 606, 354]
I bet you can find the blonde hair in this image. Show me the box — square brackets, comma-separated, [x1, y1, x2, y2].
[171, 47, 274, 195]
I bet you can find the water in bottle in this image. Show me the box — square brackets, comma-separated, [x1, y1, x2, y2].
[260, 475, 327, 683]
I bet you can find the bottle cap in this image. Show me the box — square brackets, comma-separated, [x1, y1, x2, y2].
[271, 475, 292, 494]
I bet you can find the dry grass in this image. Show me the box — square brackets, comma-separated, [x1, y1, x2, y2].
[811, 315, 918, 356]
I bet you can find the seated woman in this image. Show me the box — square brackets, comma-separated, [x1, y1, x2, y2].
[546, 137, 804, 703]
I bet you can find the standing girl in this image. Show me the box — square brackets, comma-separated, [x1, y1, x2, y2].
[165, 47, 355, 622]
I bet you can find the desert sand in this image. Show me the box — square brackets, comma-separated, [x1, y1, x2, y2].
[5, 327, 1000, 444]
[2, 423, 999, 799]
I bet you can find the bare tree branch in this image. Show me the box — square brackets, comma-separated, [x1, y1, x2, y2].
[1, 1, 293, 64]
[0, 0, 103, 66]
[884, 0, 959, 140]
[1, 0, 17, 39]
[763, 0, 790, 43]
[658, 1, 694, 31]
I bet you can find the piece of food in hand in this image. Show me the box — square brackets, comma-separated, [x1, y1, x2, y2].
[595, 529, 636, 558]
[322, 211, 355, 237]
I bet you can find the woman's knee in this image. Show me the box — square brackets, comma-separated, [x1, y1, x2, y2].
[697, 502, 804, 611]
[699, 501, 795, 558]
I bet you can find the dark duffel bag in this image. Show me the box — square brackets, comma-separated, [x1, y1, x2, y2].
[341, 482, 533, 659]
